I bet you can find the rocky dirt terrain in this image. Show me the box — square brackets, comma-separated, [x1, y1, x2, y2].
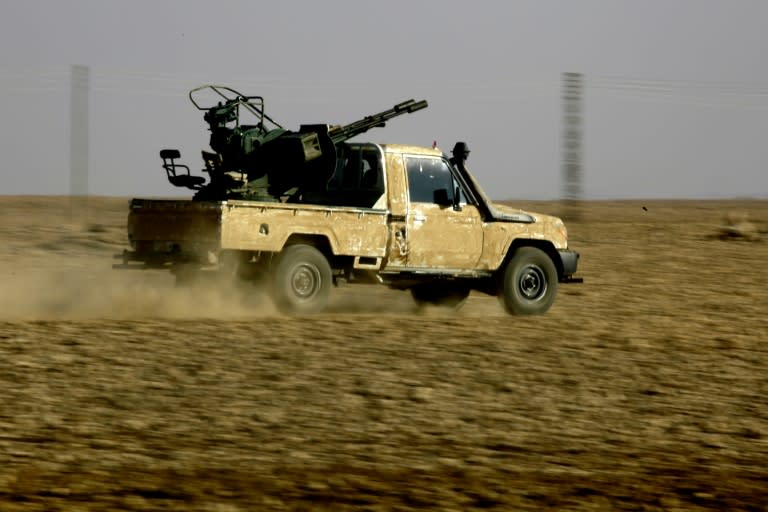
[0, 196, 767, 511]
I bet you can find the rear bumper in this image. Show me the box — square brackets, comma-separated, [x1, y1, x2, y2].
[112, 249, 170, 269]
[558, 249, 583, 283]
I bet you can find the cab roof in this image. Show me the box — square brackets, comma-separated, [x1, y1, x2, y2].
[379, 144, 443, 157]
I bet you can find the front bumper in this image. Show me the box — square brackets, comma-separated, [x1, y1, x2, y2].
[558, 249, 583, 283]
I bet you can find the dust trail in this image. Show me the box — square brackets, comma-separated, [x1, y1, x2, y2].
[0, 196, 280, 320]
[0, 264, 277, 321]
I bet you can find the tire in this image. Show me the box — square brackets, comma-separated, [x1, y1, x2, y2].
[411, 283, 470, 311]
[499, 247, 558, 315]
[271, 244, 332, 315]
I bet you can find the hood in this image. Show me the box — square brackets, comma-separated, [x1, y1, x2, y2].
[487, 203, 569, 249]
[487, 203, 537, 223]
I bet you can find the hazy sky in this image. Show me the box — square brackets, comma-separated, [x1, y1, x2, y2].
[1, 0, 767, 199]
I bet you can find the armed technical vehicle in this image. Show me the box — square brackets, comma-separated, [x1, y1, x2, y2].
[115, 85, 581, 314]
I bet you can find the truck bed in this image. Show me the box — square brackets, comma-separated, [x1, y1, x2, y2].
[124, 198, 390, 266]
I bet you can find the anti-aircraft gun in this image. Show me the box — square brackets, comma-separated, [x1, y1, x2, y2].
[160, 85, 427, 202]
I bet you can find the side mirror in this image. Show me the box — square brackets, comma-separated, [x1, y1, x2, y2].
[433, 188, 452, 207]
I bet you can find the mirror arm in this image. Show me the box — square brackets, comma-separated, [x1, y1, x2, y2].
[453, 186, 463, 211]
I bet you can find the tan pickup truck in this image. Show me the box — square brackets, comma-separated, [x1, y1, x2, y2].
[117, 140, 580, 315]
[115, 87, 579, 314]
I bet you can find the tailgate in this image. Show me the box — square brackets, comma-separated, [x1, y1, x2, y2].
[123, 198, 223, 265]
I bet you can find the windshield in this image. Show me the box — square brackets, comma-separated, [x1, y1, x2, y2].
[449, 159, 494, 208]
[462, 167, 494, 207]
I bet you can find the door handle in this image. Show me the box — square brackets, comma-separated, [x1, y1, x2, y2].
[413, 215, 426, 222]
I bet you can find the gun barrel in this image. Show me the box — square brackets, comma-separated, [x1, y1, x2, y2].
[394, 99, 429, 113]
[329, 99, 428, 144]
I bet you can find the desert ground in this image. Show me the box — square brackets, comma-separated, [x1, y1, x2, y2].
[0, 196, 767, 511]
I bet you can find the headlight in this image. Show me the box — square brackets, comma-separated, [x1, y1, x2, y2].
[554, 218, 568, 240]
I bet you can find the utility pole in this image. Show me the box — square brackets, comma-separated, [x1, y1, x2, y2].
[561, 72, 583, 220]
[69, 64, 90, 220]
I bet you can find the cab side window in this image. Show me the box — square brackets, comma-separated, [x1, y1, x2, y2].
[406, 157, 455, 204]
[328, 145, 383, 192]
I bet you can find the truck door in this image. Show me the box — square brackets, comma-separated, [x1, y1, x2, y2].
[404, 155, 483, 269]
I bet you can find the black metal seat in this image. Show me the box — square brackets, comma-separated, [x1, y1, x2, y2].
[160, 149, 206, 190]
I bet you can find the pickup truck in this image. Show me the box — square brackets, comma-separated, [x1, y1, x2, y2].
[115, 87, 580, 314]
[117, 140, 580, 315]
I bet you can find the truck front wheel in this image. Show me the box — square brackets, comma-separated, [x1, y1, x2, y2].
[271, 245, 332, 315]
[500, 247, 558, 315]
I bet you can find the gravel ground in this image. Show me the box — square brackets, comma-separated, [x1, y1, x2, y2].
[0, 197, 766, 511]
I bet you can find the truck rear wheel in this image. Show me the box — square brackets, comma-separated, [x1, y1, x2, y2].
[500, 247, 558, 315]
[411, 283, 470, 311]
[271, 244, 332, 315]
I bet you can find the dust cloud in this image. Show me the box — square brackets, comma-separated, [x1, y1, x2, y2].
[0, 196, 276, 321]
[0, 265, 275, 321]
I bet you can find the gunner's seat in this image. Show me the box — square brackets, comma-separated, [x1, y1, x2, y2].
[160, 149, 206, 190]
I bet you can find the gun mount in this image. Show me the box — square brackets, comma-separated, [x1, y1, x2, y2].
[160, 85, 427, 202]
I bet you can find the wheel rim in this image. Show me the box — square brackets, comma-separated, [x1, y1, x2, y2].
[518, 264, 547, 301]
[291, 263, 321, 300]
